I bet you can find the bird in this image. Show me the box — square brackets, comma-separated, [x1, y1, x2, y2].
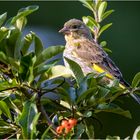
[59, 18, 140, 104]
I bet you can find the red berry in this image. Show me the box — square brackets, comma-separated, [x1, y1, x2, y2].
[68, 118, 77, 127]
[61, 120, 68, 127]
[56, 126, 63, 134]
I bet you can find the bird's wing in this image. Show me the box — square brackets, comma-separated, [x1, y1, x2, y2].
[73, 39, 123, 80]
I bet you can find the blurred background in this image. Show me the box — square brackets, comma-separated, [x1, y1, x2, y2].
[0, 1, 140, 138]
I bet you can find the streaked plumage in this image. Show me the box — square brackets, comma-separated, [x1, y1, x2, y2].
[59, 18, 140, 103]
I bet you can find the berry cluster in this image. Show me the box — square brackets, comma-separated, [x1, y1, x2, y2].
[56, 118, 77, 135]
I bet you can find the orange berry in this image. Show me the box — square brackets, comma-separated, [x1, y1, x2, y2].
[61, 119, 68, 127]
[68, 118, 77, 127]
[56, 126, 64, 134]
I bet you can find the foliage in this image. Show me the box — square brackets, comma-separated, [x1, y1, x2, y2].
[0, 1, 140, 139]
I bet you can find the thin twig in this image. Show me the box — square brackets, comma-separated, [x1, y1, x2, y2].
[40, 78, 65, 96]
[0, 87, 18, 92]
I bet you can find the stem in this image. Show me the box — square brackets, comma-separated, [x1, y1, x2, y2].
[93, 2, 100, 43]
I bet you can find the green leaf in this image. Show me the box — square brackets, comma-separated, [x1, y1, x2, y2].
[49, 65, 72, 79]
[73, 123, 85, 139]
[79, 0, 94, 12]
[103, 47, 112, 53]
[95, 103, 132, 119]
[98, 1, 107, 22]
[21, 32, 34, 55]
[77, 87, 97, 104]
[11, 5, 39, 25]
[102, 10, 114, 21]
[64, 57, 84, 85]
[98, 23, 112, 37]
[0, 79, 17, 92]
[33, 33, 44, 57]
[16, 16, 27, 31]
[132, 126, 140, 140]
[0, 12, 7, 27]
[100, 41, 107, 47]
[41, 125, 52, 139]
[30, 113, 40, 139]
[83, 111, 92, 118]
[84, 118, 94, 139]
[35, 45, 64, 67]
[6, 28, 21, 58]
[0, 101, 12, 121]
[131, 72, 140, 88]
[0, 27, 9, 42]
[106, 135, 120, 140]
[18, 99, 39, 139]
[19, 52, 36, 83]
[83, 16, 98, 28]
[0, 51, 8, 64]
[34, 59, 58, 77]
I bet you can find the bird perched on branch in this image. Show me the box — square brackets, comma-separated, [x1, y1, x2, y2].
[59, 18, 140, 104]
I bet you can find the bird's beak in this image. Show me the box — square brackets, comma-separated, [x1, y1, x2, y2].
[59, 27, 70, 34]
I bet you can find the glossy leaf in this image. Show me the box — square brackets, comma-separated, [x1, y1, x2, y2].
[34, 59, 59, 77]
[49, 65, 72, 79]
[79, 0, 94, 12]
[41, 125, 52, 139]
[98, 23, 112, 37]
[102, 10, 114, 21]
[100, 41, 107, 47]
[84, 118, 94, 139]
[73, 123, 85, 139]
[95, 103, 132, 119]
[77, 87, 97, 104]
[18, 100, 39, 139]
[0, 101, 12, 121]
[21, 32, 34, 55]
[19, 52, 36, 82]
[35, 45, 64, 67]
[11, 5, 39, 24]
[131, 72, 140, 88]
[98, 1, 107, 22]
[0, 27, 9, 42]
[0, 12, 7, 27]
[132, 126, 140, 140]
[83, 16, 98, 27]
[64, 57, 84, 85]
[32, 32, 44, 56]
[0, 51, 8, 64]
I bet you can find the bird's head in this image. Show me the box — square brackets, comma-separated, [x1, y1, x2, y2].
[59, 19, 92, 40]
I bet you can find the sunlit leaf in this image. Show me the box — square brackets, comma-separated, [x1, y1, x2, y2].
[21, 32, 34, 55]
[64, 57, 84, 85]
[98, 23, 112, 37]
[102, 10, 114, 21]
[98, 1, 107, 22]
[0, 101, 12, 121]
[0, 12, 7, 27]
[79, 0, 94, 12]
[11, 5, 39, 25]
[18, 99, 39, 139]
[0, 27, 9, 42]
[132, 72, 140, 88]
[35, 45, 64, 67]
[49, 65, 72, 79]
[132, 126, 140, 140]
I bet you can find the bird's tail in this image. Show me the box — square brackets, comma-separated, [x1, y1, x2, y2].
[120, 78, 140, 104]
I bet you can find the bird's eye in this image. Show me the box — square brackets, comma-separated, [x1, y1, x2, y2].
[72, 25, 80, 29]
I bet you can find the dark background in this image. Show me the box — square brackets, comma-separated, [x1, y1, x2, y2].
[0, 1, 140, 138]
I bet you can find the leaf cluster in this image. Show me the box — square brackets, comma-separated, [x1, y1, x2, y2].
[0, 2, 140, 140]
